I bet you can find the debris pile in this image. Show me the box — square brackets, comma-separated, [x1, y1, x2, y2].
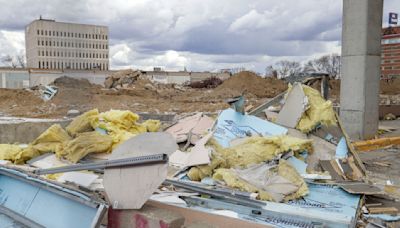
[0, 71, 399, 227]
[104, 69, 142, 89]
[0, 109, 160, 164]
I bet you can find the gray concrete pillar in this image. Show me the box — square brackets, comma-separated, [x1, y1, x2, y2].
[340, 0, 383, 139]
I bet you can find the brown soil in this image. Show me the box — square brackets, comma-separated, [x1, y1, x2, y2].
[213, 71, 288, 98]
[0, 71, 289, 118]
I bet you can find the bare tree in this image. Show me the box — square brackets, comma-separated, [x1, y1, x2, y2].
[274, 60, 302, 78]
[1, 55, 17, 68]
[303, 54, 340, 78]
[16, 55, 26, 68]
[265, 65, 278, 78]
[0, 54, 26, 68]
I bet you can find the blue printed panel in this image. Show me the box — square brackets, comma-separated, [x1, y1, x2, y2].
[214, 109, 288, 147]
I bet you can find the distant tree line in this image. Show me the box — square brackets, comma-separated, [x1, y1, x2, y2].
[266, 53, 341, 79]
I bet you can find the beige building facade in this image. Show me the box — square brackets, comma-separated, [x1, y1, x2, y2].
[25, 19, 109, 70]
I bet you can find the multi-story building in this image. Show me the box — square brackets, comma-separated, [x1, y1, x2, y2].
[25, 18, 109, 70]
[381, 26, 400, 78]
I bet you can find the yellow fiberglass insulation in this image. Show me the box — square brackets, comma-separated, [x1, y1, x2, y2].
[91, 110, 160, 148]
[0, 144, 22, 162]
[142, 119, 161, 132]
[99, 110, 140, 130]
[214, 135, 312, 168]
[213, 160, 308, 202]
[295, 85, 337, 133]
[187, 135, 312, 181]
[66, 109, 99, 136]
[14, 124, 71, 164]
[56, 131, 113, 163]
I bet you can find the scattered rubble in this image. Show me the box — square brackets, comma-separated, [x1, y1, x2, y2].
[0, 71, 399, 227]
[104, 69, 142, 89]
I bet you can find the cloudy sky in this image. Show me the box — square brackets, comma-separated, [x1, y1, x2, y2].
[0, 0, 398, 73]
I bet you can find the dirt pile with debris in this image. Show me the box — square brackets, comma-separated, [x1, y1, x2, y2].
[104, 69, 142, 89]
[0, 72, 290, 118]
[52, 76, 96, 89]
[213, 71, 288, 98]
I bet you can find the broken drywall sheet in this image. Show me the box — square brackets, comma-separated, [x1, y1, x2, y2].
[190, 116, 214, 144]
[58, 172, 98, 188]
[276, 83, 308, 128]
[169, 132, 212, 168]
[166, 113, 213, 144]
[103, 132, 178, 209]
[214, 109, 287, 147]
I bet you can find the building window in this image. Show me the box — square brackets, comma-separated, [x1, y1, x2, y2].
[37, 30, 39, 35]
[45, 30, 47, 36]
[38, 62, 41, 68]
[41, 30, 43, 35]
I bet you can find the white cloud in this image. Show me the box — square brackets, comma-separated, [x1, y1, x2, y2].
[229, 9, 276, 33]
[0, 0, 397, 72]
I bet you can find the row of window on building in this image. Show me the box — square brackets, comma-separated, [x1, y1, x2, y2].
[36, 29, 107, 40]
[37, 39, 108, 49]
[37, 50, 108, 59]
[38, 61, 108, 70]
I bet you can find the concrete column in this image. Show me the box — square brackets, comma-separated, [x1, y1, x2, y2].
[340, 0, 383, 139]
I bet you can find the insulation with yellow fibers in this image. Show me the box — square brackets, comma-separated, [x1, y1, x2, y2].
[213, 160, 308, 202]
[0, 144, 23, 162]
[142, 119, 161, 132]
[66, 109, 99, 136]
[187, 135, 312, 180]
[294, 84, 337, 133]
[0, 110, 159, 164]
[187, 153, 226, 181]
[56, 131, 113, 163]
[91, 110, 160, 148]
[14, 124, 71, 164]
[99, 110, 140, 130]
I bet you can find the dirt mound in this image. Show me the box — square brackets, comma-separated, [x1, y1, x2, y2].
[212, 71, 288, 98]
[53, 76, 95, 89]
